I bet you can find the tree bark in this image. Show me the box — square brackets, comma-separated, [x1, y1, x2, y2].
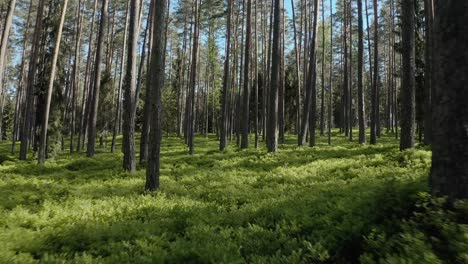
[430, 0, 468, 199]
[400, 0, 416, 151]
[111, 1, 130, 153]
[39, 0, 69, 164]
[20, 0, 45, 160]
[241, 0, 252, 149]
[370, 0, 378, 144]
[122, 0, 140, 173]
[267, 0, 282, 152]
[87, 0, 109, 157]
[357, 0, 366, 144]
[0, 0, 16, 142]
[423, 0, 434, 145]
[146, 0, 168, 191]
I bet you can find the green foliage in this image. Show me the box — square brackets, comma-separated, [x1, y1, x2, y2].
[0, 133, 465, 263]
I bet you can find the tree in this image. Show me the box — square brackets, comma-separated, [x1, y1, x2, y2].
[0, 0, 16, 142]
[400, 0, 416, 151]
[39, 0, 69, 164]
[357, 0, 366, 144]
[328, 0, 333, 145]
[70, 0, 84, 153]
[146, 0, 168, 191]
[188, 0, 201, 155]
[370, 0, 378, 145]
[122, 0, 140, 173]
[111, 1, 130, 153]
[87, 0, 109, 157]
[241, 0, 252, 149]
[267, 0, 282, 152]
[20, 0, 46, 160]
[423, 0, 433, 145]
[430, 0, 468, 198]
[299, 0, 319, 147]
[220, 0, 232, 151]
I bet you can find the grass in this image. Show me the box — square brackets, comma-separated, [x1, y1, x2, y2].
[0, 131, 466, 263]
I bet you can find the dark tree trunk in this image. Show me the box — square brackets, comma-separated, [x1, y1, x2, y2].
[370, 0, 378, 144]
[220, 0, 232, 151]
[146, 0, 168, 192]
[328, 0, 333, 145]
[188, 0, 200, 155]
[87, 0, 109, 157]
[20, 0, 45, 160]
[430, 0, 468, 199]
[357, 0, 366, 144]
[400, 0, 416, 151]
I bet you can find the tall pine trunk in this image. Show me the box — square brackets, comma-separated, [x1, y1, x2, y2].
[146, 0, 168, 191]
[430, 0, 468, 199]
[39, 0, 69, 164]
[400, 0, 416, 151]
[122, 0, 140, 173]
[87, 0, 109, 157]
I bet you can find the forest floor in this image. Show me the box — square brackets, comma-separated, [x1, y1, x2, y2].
[0, 132, 467, 263]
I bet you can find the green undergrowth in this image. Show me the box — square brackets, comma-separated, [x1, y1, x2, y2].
[0, 132, 466, 263]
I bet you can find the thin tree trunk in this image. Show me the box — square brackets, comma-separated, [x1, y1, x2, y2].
[70, 0, 84, 153]
[320, 0, 325, 136]
[0, 0, 16, 141]
[111, 1, 130, 153]
[188, 0, 200, 155]
[423, 0, 433, 145]
[357, 0, 366, 144]
[328, 0, 333, 145]
[241, 0, 252, 149]
[370, 0, 378, 144]
[87, 0, 109, 157]
[267, 0, 282, 153]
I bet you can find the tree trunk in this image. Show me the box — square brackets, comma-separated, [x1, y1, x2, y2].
[320, 0, 325, 137]
[423, 0, 434, 145]
[87, 0, 109, 157]
[188, 0, 200, 155]
[0, 0, 16, 142]
[370, 0, 378, 144]
[357, 0, 366, 144]
[430, 0, 468, 199]
[77, 0, 98, 152]
[267, 0, 282, 153]
[111, 1, 130, 153]
[241, 0, 252, 149]
[146, 0, 167, 191]
[20, 0, 45, 160]
[38, 0, 69, 164]
[220, 0, 232, 151]
[328, 0, 333, 145]
[70, 0, 84, 154]
[400, 0, 415, 151]
[122, 0, 140, 173]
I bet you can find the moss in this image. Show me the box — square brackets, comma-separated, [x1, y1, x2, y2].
[0, 131, 465, 263]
